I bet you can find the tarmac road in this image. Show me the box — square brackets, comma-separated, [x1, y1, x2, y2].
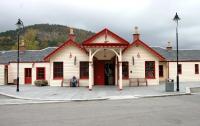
[0, 94, 200, 126]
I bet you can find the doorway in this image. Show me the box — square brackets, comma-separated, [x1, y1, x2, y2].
[24, 68, 32, 84]
[94, 60, 115, 85]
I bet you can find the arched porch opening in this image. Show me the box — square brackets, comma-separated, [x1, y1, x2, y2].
[88, 48, 123, 90]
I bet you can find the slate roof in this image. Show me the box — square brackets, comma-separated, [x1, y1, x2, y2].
[0, 47, 56, 64]
[1, 46, 200, 64]
[152, 47, 200, 61]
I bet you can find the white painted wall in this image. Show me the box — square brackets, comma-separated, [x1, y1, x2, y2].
[169, 62, 200, 82]
[122, 45, 160, 85]
[8, 63, 32, 84]
[49, 45, 89, 86]
[94, 49, 115, 60]
[92, 34, 121, 44]
[32, 63, 50, 85]
[0, 65, 5, 85]
[8, 62, 50, 85]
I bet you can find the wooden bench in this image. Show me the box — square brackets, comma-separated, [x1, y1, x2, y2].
[129, 78, 148, 87]
[61, 79, 79, 87]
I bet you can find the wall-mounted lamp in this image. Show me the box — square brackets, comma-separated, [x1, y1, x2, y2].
[69, 52, 72, 58]
[104, 49, 106, 57]
[132, 56, 134, 65]
[74, 56, 77, 65]
[32, 63, 35, 68]
[137, 52, 140, 58]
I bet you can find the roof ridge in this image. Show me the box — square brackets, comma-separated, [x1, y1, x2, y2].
[150, 46, 166, 50]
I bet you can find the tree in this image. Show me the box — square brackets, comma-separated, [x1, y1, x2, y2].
[12, 28, 39, 50]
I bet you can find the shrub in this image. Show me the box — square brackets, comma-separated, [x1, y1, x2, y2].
[34, 80, 48, 86]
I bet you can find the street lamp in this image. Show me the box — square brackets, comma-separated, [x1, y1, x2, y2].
[173, 13, 180, 92]
[15, 19, 24, 92]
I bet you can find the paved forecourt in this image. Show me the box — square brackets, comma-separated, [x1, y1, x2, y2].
[0, 82, 199, 102]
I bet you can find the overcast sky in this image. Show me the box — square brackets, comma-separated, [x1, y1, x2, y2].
[1, 0, 200, 49]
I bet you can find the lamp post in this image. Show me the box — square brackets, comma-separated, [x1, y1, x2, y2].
[15, 19, 24, 92]
[173, 13, 180, 92]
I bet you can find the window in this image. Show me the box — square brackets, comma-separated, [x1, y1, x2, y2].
[178, 64, 182, 74]
[36, 67, 45, 80]
[80, 62, 89, 79]
[53, 62, 63, 79]
[195, 64, 199, 74]
[122, 62, 129, 79]
[145, 61, 155, 79]
[159, 65, 164, 77]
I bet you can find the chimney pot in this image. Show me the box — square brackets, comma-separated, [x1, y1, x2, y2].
[133, 26, 140, 41]
[166, 42, 173, 51]
[68, 27, 76, 41]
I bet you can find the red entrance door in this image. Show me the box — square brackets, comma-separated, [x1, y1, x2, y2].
[24, 68, 32, 84]
[94, 61, 105, 85]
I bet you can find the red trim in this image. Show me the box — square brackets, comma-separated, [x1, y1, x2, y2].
[80, 62, 89, 79]
[145, 61, 156, 79]
[53, 62, 63, 79]
[79, 77, 89, 79]
[122, 62, 129, 79]
[36, 67, 46, 80]
[195, 64, 199, 74]
[44, 39, 87, 61]
[83, 43, 128, 46]
[53, 77, 63, 80]
[24, 68, 32, 84]
[82, 28, 129, 46]
[124, 40, 165, 61]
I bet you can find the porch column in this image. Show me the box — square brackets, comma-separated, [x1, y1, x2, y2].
[119, 48, 123, 90]
[89, 49, 93, 90]
[115, 56, 118, 85]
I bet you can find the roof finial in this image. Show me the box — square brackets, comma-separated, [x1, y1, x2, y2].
[70, 27, 74, 35]
[167, 42, 171, 47]
[134, 26, 139, 34]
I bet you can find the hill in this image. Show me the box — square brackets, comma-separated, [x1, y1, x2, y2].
[0, 24, 95, 50]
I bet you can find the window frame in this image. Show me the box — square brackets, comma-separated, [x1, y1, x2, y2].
[178, 64, 182, 74]
[122, 62, 129, 79]
[80, 61, 89, 79]
[195, 64, 199, 74]
[36, 67, 45, 80]
[53, 62, 63, 79]
[145, 61, 156, 79]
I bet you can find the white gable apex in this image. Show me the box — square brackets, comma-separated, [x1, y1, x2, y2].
[91, 33, 122, 44]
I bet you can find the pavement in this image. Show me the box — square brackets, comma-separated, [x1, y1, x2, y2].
[0, 82, 200, 104]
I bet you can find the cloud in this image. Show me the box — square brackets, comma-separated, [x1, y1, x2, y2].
[0, 0, 200, 49]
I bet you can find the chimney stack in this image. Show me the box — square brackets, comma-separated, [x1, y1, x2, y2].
[166, 42, 172, 51]
[133, 26, 140, 41]
[68, 27, 76, 41]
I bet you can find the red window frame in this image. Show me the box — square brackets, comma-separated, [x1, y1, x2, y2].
[53, 62, 63, 79]
[195, 64, 199, 74]
[36, 67, 45, 80]
[80, 62, 89, 79]
[145, 61, 155, 79]
[159, 65, 164, 77]
[122, 62, 129, 79]
[178, 64, 182, 74]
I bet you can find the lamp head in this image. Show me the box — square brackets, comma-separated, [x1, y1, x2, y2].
[16, 19, 23, 29]
[173, 12, 180, 22]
